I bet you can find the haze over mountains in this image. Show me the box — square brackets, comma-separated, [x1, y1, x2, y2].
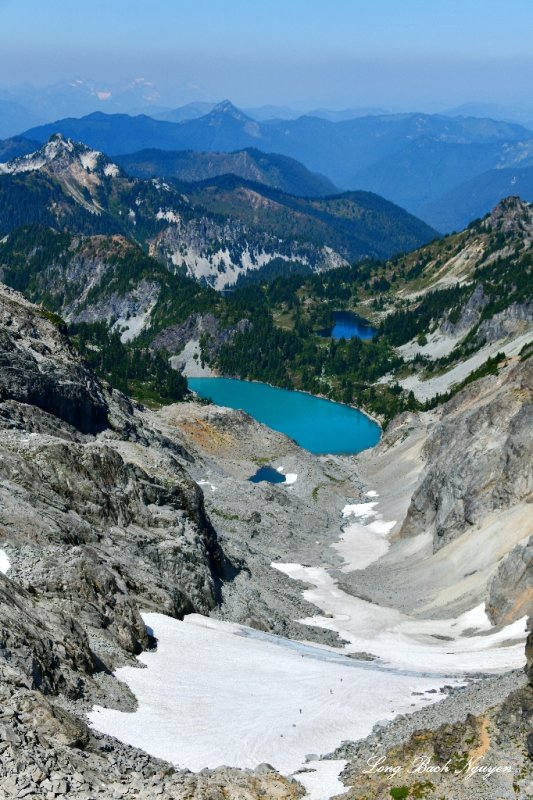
[114, 147, 338, 196]
[4, 86, 533, 235]
[4, 99, 528, 233]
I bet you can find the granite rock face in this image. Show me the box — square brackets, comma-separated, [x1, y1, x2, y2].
[487, 536, 533, 625]
[399, 358, 533, 551]
[0, 285, 108, 433]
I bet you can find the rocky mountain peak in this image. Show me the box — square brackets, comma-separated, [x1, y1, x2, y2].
[207, 100, 254, 124]
[481, 195, 533, 236]
[0, 134, 121, 180]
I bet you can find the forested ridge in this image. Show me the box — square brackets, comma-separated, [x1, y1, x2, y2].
[0, 194, 531, 420]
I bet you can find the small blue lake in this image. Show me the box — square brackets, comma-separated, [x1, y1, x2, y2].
[319, 311, 377, 341]
[248, 466, 287, 484]
[187, 377, 380, 455]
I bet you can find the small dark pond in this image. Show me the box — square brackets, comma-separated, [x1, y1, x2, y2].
[248, 466, 287, 484]
[319, 311, 377, 341]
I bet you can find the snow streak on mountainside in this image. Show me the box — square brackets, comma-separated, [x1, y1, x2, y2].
[0, 135, 437, 289]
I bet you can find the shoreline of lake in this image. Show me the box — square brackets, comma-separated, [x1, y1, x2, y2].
[189, 372, 384, 431]
[187, 376, 381, 455]
[317, 310, 377, 341]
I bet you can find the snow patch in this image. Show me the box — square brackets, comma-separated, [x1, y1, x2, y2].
[0, 549, 11, 575]
[342, 502, 379, 520]
[79, 150, 99, 172]
[276, 466, 298, 485]
[198, 479, 217, 493]
[151, 179, 172, 192]
[272, 563, 527, 675]
[156, 209, 181, 224]
[104, 163, 120, 177]
[296, 760, 348, 800]
[336, 500, 394, 570]
[2, 154, 46, 174]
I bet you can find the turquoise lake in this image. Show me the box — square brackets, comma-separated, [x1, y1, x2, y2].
[319, 311, 377, 341]
[188, 377, 380, 455]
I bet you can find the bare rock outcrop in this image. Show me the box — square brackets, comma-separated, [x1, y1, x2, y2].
[487, 535, 533, 625]
[0, 284, 108, 433]
[477, 300, 533, 344]
[0, 575, 96, 697]
[399, 358, 533, 550]
[440, 282, 488, 336]
[150, 310, 250, 360]
[0, 282, 311, 797]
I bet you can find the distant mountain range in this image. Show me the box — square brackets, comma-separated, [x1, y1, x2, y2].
[0, 135, 436, 290]
[0, 136, 41, 162]
[154, 103, 392, 123]
[419, 165, 533, 231]
[20, 101, 533, 232]
[444, 102, 533, 128]
[25, 101, 530, 170]
[115, 147, 338, 196]
[0, 78, 167, 132]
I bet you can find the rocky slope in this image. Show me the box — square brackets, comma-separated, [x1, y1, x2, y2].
[366, 196, 533, 404]
[400, 358, 532, 554]
[0, 283, 300, 798]
[0, 282, 359, 797]
[0, 280, 531, 798]
[341, 356, 532, 620]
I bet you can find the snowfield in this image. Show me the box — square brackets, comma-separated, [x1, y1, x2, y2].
[87, 489, 527, 800]
[89, 613, 450, 790]
[335, 502, 395, 571]
[272, 563, 527, 674]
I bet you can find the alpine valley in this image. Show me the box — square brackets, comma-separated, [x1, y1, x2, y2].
[0, 118, 532, 800]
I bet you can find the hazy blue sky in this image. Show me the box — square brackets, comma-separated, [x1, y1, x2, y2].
[2, 0, 533, 110]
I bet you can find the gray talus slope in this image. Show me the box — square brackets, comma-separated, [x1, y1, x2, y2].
[0, 283, 306, 798]
[0, 281, 531, 798]
[401, 360, 532, 551]
[344, 356, 532, 621]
